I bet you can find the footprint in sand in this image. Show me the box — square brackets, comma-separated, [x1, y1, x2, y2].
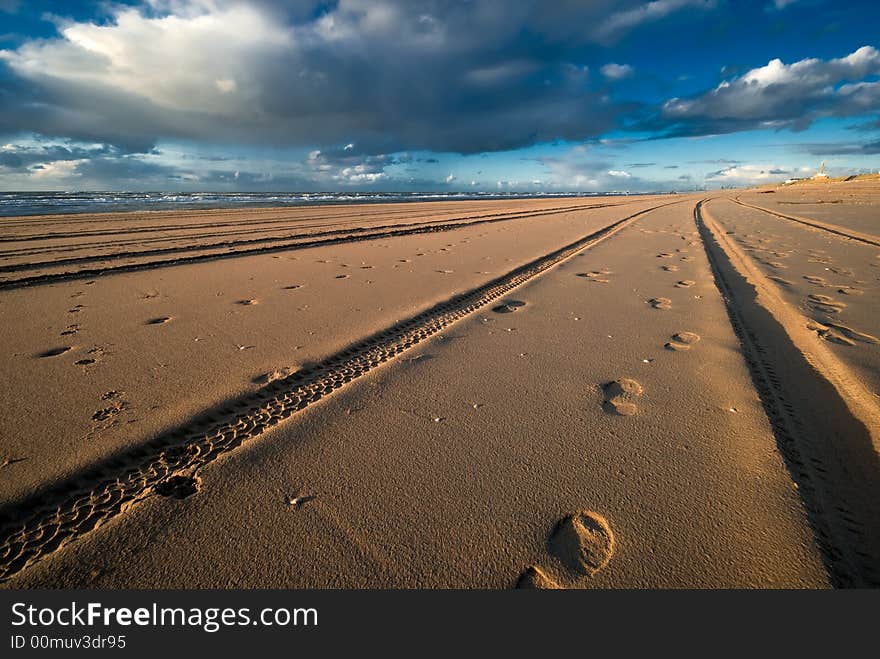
[649, 297, 672, 310]
[838, 286, 864, 296]
[60, 324, 79, 336]
[517, 565, 561, 589]
[91, 408, 118, 422]
[335, 274, 350, 279]
[283, 284, 304, 290]
[236, 299, 258, 306]
[803, 275, 827, 286]
[768, 276, 792, 287]
[674, 280, 695, 288]
[517, 511, 615, 589]
[807, 294, 846, 314]
[549, 511, 615, 575]
[36, 346, 72, 358]
[91, 392, 127, 424]
[492, 300, 526, 314]
[808, 321, 879, 346]
[657, 253, 673, 258]
[146, 316, 172, 325]
[661, 264, 679, 272]
[601, 378, 643, 416]
[576, 269, 612, 283]
[665, 331, 701, 351]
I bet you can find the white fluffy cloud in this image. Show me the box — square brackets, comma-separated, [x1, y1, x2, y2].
[704, 164, 812, 185]
[595, 0, 717, 42]
[601, 63, 635, 80]
[538, 146, 679, 191]
[1, 3, 289, 115]
[661, 46, 880, 135]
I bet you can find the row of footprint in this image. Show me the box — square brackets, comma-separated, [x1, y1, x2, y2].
[516, 245, 701, 588]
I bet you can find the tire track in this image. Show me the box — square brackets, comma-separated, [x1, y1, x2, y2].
[0, 200, 678, 581]
[696, 199, 880, 587]
[0, 199, 640, 243]
[0, 201, 639, 290]
[0, 201, 633, 261]
[732, 197, 880, 247]
[0, 205, 479, 241]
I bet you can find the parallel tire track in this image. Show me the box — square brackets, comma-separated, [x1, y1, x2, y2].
[732, 197, 880, 247]
[0, 200, 639, 243]
[0, 201, 637, 290]
[0, 201, 625, 268]
[0, 200, 678, 582]
[696, 200, 880, 588]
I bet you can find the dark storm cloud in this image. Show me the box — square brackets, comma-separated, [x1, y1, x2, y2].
[304, 146, 414, 183]
[0, 77, 161, 154]
[0, 141, 119, 171]
[73, 156, 182, 182]
[847, 116, 880, 131]
[0, 0, 716, 155]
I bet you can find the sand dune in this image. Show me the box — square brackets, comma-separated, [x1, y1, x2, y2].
[1, 186, 878, 588]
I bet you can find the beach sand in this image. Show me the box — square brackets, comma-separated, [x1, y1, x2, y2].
[1, 184, 878, 588]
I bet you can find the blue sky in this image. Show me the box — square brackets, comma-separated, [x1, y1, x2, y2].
[0, 0, 878, 191]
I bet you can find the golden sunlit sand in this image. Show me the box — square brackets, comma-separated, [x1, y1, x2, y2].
[1, 182, 878, 588]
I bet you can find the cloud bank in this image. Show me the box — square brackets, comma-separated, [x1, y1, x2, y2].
[0, 1, 877, 190]
[0, 0, 705, 156]
[658, 46, 880, 137]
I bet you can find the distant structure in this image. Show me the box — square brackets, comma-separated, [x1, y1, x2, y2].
[812, 161, 828, 180]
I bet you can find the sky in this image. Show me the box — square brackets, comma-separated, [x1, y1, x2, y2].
[0, 0, 878, 192]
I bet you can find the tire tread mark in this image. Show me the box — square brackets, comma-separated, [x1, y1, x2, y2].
[0, 200, 678, 581]
[731, 197, 880, 247]
[695, 200, 880, 588]
[0, 201, 639, 289]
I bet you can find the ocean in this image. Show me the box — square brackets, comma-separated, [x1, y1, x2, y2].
[0, 190, 636, 217]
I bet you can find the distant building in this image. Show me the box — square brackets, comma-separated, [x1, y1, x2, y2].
[812, 161, 828, 179]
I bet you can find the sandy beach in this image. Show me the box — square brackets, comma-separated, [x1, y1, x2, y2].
[1, 183, 878, 588]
